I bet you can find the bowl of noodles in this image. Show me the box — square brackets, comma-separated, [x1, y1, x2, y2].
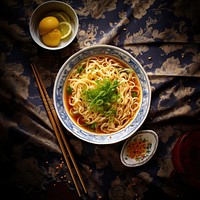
[53, 45, 151, 144]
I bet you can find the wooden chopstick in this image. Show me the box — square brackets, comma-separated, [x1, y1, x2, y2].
[31, 63, 87, 197]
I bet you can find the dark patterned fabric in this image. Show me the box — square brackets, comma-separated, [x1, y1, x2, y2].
[0, 0, 200, 199]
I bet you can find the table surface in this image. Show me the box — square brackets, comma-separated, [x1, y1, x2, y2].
[0, 0, 200, 199]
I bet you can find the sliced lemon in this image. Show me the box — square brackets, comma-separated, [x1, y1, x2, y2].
[57, 12, 71, 23]
[58, 21, 72, 39]
[49, 11, 71, 23]
[55, 13, 67, 23]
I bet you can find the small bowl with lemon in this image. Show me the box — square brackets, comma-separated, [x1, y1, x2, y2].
[29, 1, 79, 50]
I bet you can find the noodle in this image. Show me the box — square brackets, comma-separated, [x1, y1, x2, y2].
[64, 55, 142, 134]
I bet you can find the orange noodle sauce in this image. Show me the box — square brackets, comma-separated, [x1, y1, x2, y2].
[126, 137, 152, 161]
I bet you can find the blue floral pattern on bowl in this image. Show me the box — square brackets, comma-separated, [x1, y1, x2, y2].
[53, 45, 151, 144]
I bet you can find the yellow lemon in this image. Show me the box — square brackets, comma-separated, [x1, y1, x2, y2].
[38, 16, 59, 35]
[47, 11, 71, 23]
[58, 21, 72, 39]
[41, 29, 61, 47]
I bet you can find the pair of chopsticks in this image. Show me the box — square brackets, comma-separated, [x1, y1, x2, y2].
[31, 63, 87, 197]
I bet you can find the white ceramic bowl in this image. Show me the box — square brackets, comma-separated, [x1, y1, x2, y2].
[29, 1, 79, 50]
[53, 45, 151, 144]
[120, 130, 158, 167]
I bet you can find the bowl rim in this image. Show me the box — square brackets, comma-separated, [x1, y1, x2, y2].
[53, 44, 152, 144]
[171, 129, 200, 187]
[29, 0, 79, 50]
[120, 129, 159, 167]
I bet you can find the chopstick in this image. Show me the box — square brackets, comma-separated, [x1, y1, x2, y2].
[31, 63, 87, 197]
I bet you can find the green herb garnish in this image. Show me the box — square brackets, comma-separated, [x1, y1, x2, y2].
[77, 63, 85, 73]
[77, 66, 84, 73]
[132, 91, 138, 97]
[67, 85, 72, 95]
[81, 79, 119, 117]
[90, 123, 96, 130]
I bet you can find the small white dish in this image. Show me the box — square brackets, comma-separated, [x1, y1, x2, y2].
[29, 1, 79, 50]
[120, 130, 158, 167]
